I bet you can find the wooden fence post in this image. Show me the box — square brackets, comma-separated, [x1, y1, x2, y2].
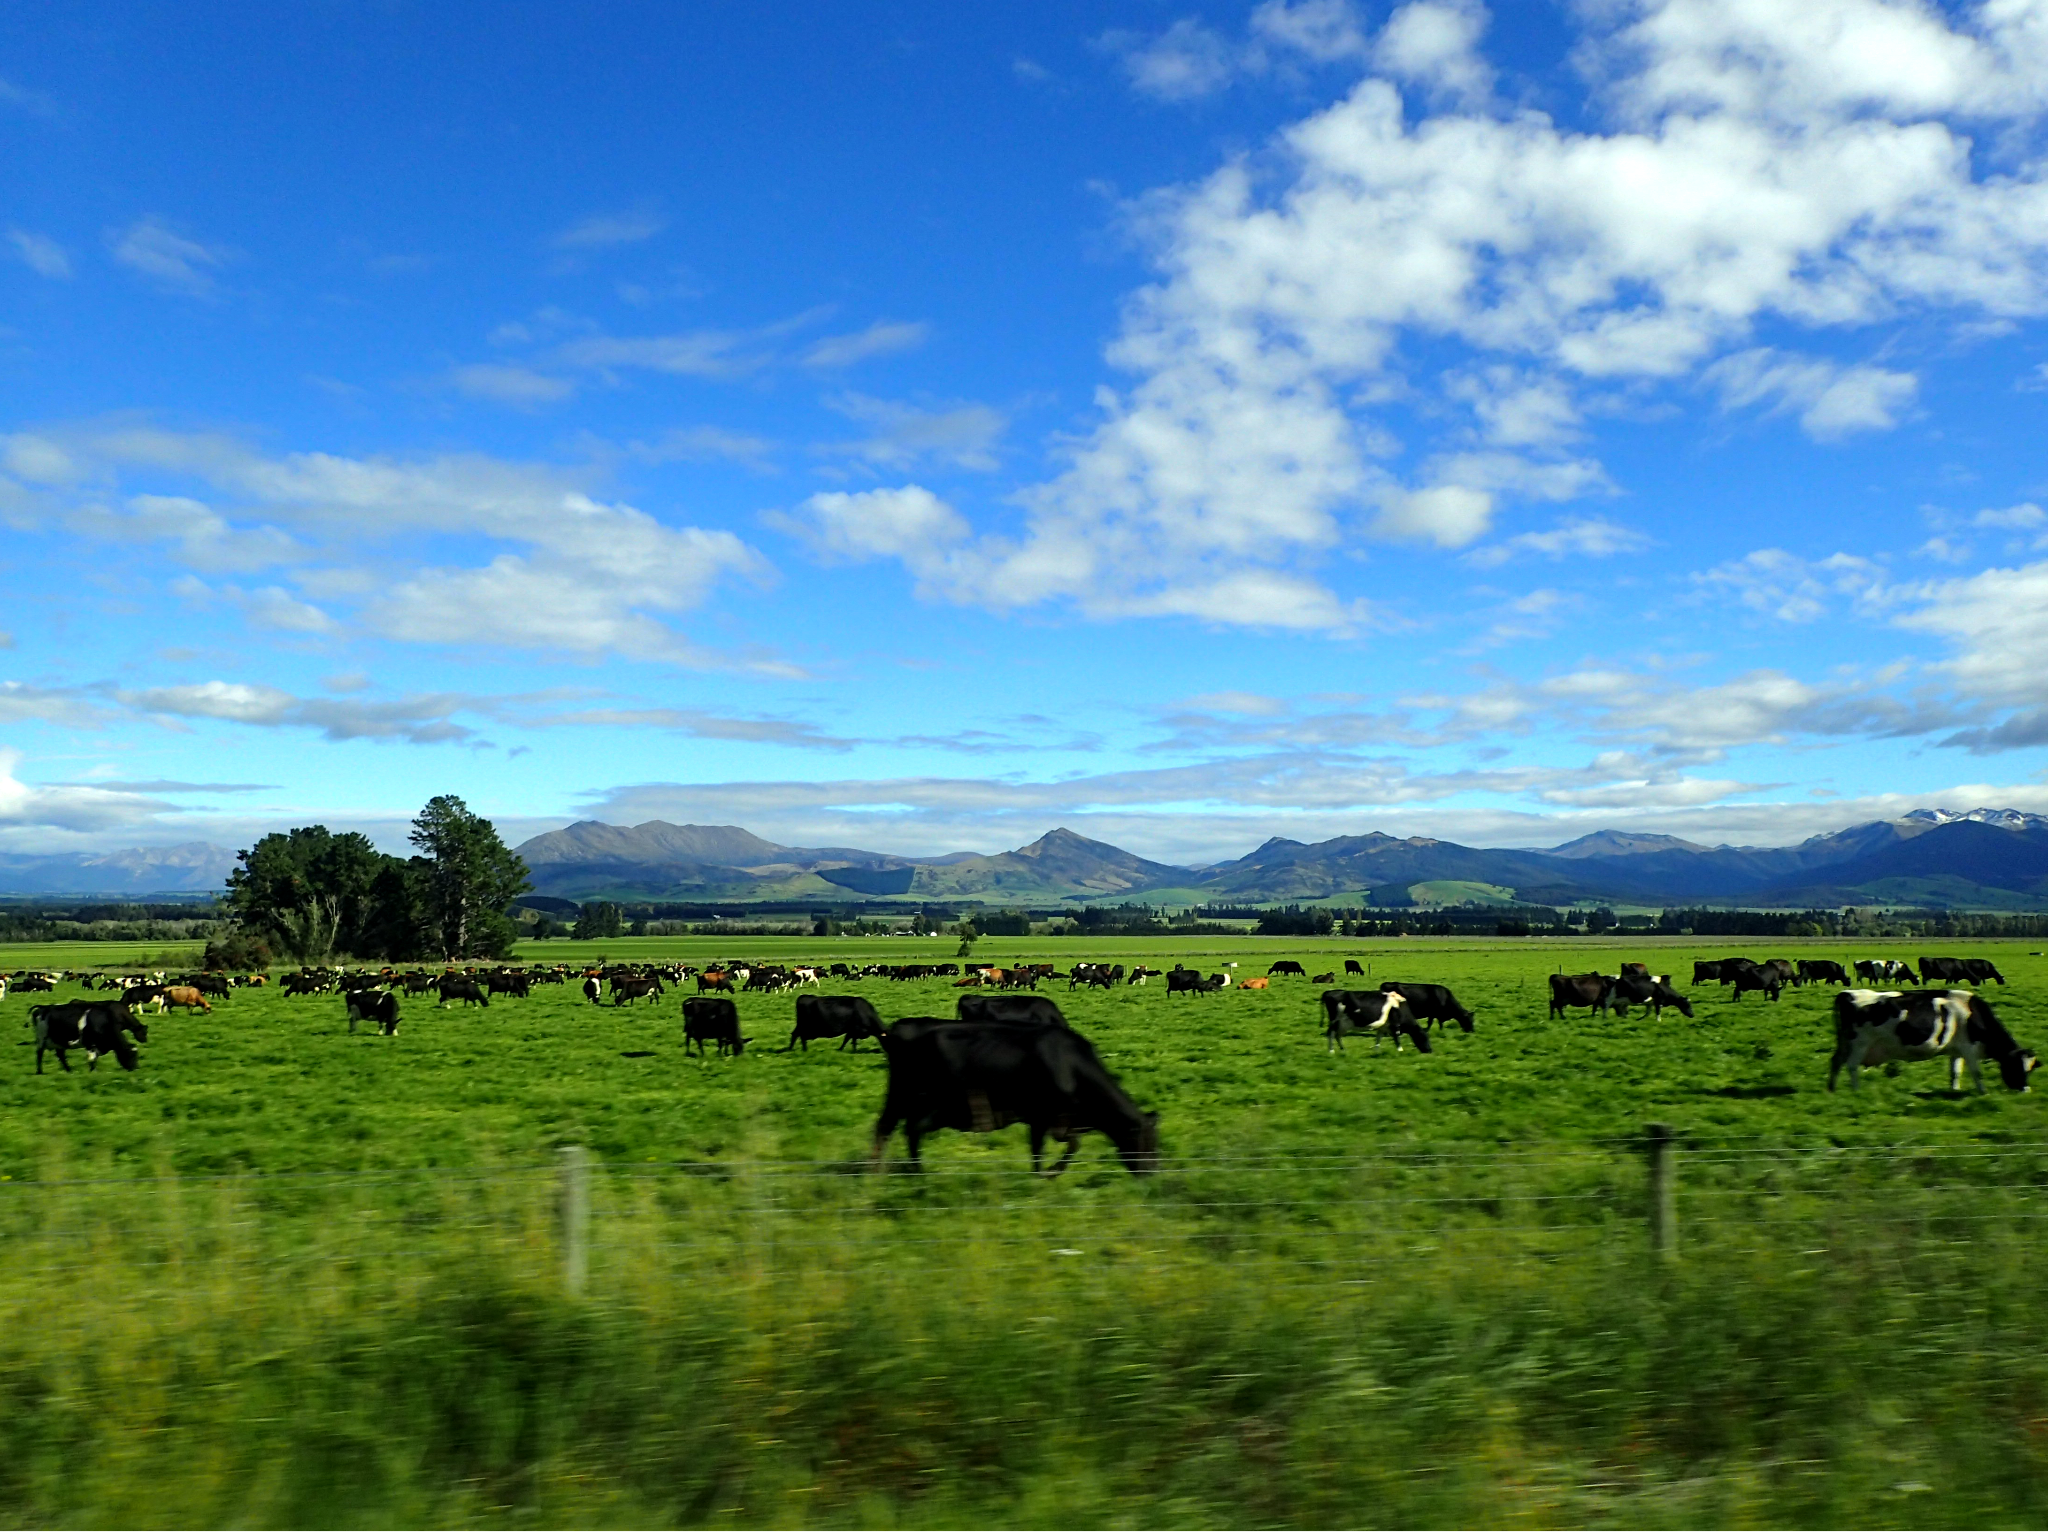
[1646, 1122, 1676, 1258]
[560, 1144, 589, 1295]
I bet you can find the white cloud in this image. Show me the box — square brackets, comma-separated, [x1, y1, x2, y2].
[1251, 0, 1369, 63]
[1897, 559, 2048, 708]
[1106, 18, 1240, 101]
[1692, 547, 1888, 622]
[800, 321, 930, 369]
[1705, 348, 1919, 438]
[7, 229, 69, 278]
[1973, 501, 2046, 530]
[625, 425, 780, 470]
[35, 427, 784, 671]
[1465, 515, 1652, 568]
[0, 749, 176, 833]
[109, 217, 229, 296]
[821, 393, 1006, 471]
[850, 0, 2048, 633]
[1373, 0, 1492, 106]
[449, 363, 577, 407]
[552, 207, 665, 248]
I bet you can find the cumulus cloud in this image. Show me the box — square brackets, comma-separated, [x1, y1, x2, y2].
[0, 749, 178, 833]
[7, 229, 69, 278]
[109, 217, 229, 296]
[825, 0, 2048, 633]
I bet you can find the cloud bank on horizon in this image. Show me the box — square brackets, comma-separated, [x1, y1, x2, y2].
[4, 0, 2048, 865]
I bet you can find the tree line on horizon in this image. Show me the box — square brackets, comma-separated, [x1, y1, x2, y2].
[215, 795, 529, 967]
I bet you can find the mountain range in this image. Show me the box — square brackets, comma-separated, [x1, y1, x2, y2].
[510, 807, 2048, 911]
[10, 806, 2048, 909]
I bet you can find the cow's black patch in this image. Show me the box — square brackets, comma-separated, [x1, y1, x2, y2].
[1897, 1016, 1937, 1048]
[620, 1050, 655, 1058]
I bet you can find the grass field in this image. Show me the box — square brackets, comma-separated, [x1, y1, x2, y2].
[6, 934, 2048, 1525]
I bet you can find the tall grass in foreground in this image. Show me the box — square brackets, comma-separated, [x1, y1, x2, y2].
[3, 1155, 2047, 1528]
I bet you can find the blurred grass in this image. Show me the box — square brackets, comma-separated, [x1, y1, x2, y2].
[4, 1153, 2048, 1527]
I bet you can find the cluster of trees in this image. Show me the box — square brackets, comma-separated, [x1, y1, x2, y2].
[222, 795, 529, 963]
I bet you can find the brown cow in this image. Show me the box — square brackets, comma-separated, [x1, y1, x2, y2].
[160, 984, 213, 1014]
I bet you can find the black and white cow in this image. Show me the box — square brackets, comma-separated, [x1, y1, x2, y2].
[1854, 959, 1919, 986]
[1375, 981, 1475, 1032]
[1612, 972, 1694, 1019]
[1829, 988, 2037, 1093]
[1321, 989, 1431, 1053]
[344, 988, 399, 1036]
[30, 1001, 147, 1073]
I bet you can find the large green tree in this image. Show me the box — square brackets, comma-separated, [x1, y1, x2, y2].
[225, 826, 390, 961]
[410, 794, 530, 959]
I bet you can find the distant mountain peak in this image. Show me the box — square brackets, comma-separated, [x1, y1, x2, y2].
[1547, 829, 1711, 860]
[1899, 807, 2048, 833]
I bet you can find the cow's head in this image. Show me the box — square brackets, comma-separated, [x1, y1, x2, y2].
[1120, 1111, 1161, 1175]
[1999, 1050, 2040, 1092]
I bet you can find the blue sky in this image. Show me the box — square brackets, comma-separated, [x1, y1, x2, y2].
[5, 0, 2048, 865]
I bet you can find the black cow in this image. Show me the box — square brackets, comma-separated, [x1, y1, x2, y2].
[1374, 981, 1474, 1033]
[1268, 961, 1306, 978]
[1548, 973, 1618, 1018]
[1690, 960, 1725, 986]
[1068, 964, 1122, 990]
[30, 1001, 146, 1073]
[871, 1017, 1158, 1176]
[684, 997, 745, 1057]
[1611, 972, 1694, 1019]
[1797, 959, 1850, 987]
[1728, 961, 1786, 1002]
[789, 994, 886, 1051]
[1166, 967, 1221, 996]
[1920, 956, 2007, 986]
[958, 994, 1070, 1030]
[1343, 959, 1365, 976]
[612, 975, 663, 1005]
[1829, 988, 2037, 1093]
[487, 972, 529, 999]
[1321, 989, 1431, 1053]
[345, 989, 400, 1036]
[437, 976, 489, 1008]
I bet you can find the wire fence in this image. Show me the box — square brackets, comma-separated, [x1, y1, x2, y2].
[5, 1131, 2048, 1305]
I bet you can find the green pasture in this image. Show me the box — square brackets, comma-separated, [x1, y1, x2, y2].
[6, 935, 2048, 1525]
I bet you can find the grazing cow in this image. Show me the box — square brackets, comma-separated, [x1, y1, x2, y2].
[1268, 961, 1305, 978]
[1375, 981, 1475, 1032]
[487, 972, 530, 1000]
[437, 976, 489, 1008]
[684, 997, 745, 1057]
[1126, 966, 1159, 985]
[1548, 973, 1618, 1019]
[159, 984, 212, 1014]
[121, 983, 166, 1013]
[1344, 959, 1365, 976]
[789, 994, 886, 1051]
[611, 975, 663, 1006]
[1620, 962, 1652, 982]
[1920, 956, 2007, 986]
[696, 970, 734, 994]
[1611, 972, 1694, 1019]
[582, 976, 601, 1005]
[1797, 959, 1850, 987]
[402, 971, 439, 995]
[1829, 988, 2037, 1093]
[1166, 968, 1211, 997]
[1855, 959, 1920, 986]
[344, 989, 400, 1036]
[1321, 989, 1431, 1053]
[871, 1017, 1158, 1176]
[1728, 961, 1787, 1002]
[958, 994, 1069, 1030]
[13, 975, 54, 994]
[1068, 964, 1115, 990]
[30, 1001, 146, 1073]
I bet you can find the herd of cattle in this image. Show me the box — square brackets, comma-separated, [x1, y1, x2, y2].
[11, 948, 2036, 1173]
